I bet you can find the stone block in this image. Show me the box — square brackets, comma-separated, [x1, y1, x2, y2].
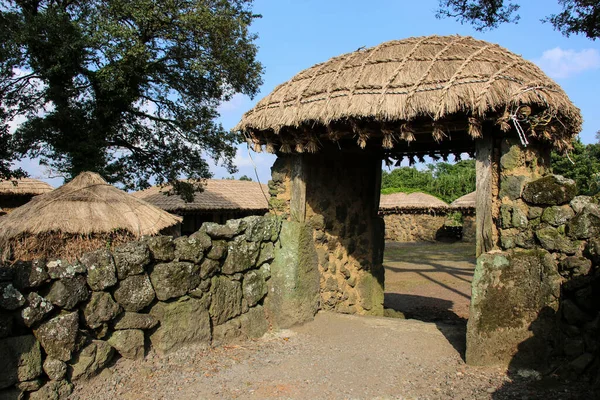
[245, 214, 281, 242]
[144, 236, 175, 261]
[0, 335, 42, 389]
[108, 330, 144, 360]
[264, 221, 319, 329]
[535, 226, 579, 254]
[113, 312, 158, 330]
[257, 242, 275, 266]
[46, 259, 85, 280]
[541, 205, 575, 226]
[45, 275, 89, 310]
[113, 273, 155, 312]
[80, 249, 117, 291]
[570, 196, 595, 214]
[113, 241, 150, 279]
[28, 380, 72, 400]
[199, 258, 220, 279]
[150, 261, 201, 301]
[212, 317, 242, 344]
[83, 292, 121, 329]
[21, 293, 54, 327]
[12, 260, 49, 290]
[206, 240, 227, 260]
[242, 270, 267, 307]
[70, 340, 114, 380]
[222, 236, 260, 275]
[43, 358, 66, 381]
[173, 236, 205, 264]
[202, 222, 237, 239]
[499, 175, 527, 200]
[567, 204, 600, 240]
[522, 175, 577, 206]
[0, 283, 25, 311]
[240, 305, 269, 339]
[150, 297, 211, 354]
[209, 276, 242, 325]
[33, 312, 79, 362]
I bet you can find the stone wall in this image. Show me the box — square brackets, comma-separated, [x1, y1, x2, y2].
[0, 215, 282, 399]
[383, 212, 447, 242]
[462, 214, 476, 242]
[467, 137, 600, 379]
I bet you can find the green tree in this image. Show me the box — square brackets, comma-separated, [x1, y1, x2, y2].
[239, 174, 252, 181]
[551, 135, 600, 195]
[437, 0, 600, 39]
[0, 0, 263, 191]
[381, 159, 476, 203]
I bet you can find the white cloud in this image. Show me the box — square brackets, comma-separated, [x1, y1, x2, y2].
[535, 47, 600, 79]
[217, 93, 250, 113]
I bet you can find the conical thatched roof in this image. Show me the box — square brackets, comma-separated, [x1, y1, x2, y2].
[451, 191, 476, 208]
[237, 35, 580, 153]
[133, 179, 269, 213]
[0, 172, 182, 242]
[0, 178, 54, 196]
[379, 192, 449, 210]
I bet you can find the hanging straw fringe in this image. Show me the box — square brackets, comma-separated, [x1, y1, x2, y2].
[432, 123, 447, 142]
[265, 141, 276, 154]
[400, 123, 415, 142]
[468, 117, 482, 139]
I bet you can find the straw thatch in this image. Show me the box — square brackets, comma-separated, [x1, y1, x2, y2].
[236, 35, 581, 153]
[451, 191, 476, 208]
[0, 178, 54, 196]
[379, 192, 449, 213]
[133, 179, 269, 213]
[0, 172, 182, 260]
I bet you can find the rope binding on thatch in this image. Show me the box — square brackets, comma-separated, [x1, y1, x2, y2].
[236, 35, 581, 155]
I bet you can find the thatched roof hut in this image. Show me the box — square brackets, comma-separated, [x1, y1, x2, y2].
[451, 191, 476, 209]
[0, 178, 54, 213]
[379, 192, 449, 214]
[236, 35, 580, 157]
[133, 179, 269, 234]
[0, 172, 182, 261]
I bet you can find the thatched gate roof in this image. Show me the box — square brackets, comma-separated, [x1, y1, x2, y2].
[236, 35, 580, 154]
[133, 179, 269, 214]
[0, 178, 54, 196]
[0, 172, 181, 242]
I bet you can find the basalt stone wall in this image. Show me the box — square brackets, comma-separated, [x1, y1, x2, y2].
[467, 137, 600, 379]
[462, 214, 476, 243]
[382, 212, 447, 242]
[0, 215, 281, 400]
[269, 153, 385, 316]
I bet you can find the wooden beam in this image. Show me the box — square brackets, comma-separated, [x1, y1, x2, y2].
[476, 135, 494, 257]
[290, 155, 307, 223]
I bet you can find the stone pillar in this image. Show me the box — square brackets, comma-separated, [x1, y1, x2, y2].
[467, 135, 561, 367]
[268, 151, 385, 316]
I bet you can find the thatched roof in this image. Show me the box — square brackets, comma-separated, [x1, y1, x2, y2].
[236, 35, 580, 154]
[132, 179, 269, 213]
[451, 191, 476, 208]
[0, 178, 54, 196]
[379, 192, 449, 211]
[0, 172, 182, 242]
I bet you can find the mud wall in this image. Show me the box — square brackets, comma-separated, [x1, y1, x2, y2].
[269, 153, 385, 316]
[0, 215, 282, 399]
[467, 137, 600, 379]
[383, 212, 447, 242]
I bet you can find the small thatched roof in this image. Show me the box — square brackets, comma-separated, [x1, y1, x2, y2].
[0, 178, 54, 196]
[237, 35, 580, 153]
[451, 191, 476, 208]
[133, 179, 269, 213]
[0, 172, 182, 242]
[379, 192, 449, 211]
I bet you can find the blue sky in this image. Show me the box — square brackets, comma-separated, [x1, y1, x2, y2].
[18, 0, 600, 187]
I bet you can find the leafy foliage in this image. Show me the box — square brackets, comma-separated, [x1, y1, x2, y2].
[437, 0, 600, 39]
[551, 135, 600, 195]
[381, 160, 476, 203]
[0, 0, 263, 190]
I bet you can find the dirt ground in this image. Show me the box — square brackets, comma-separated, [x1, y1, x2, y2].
[70, 242, 594, 400]
[383, 241, 475, 324]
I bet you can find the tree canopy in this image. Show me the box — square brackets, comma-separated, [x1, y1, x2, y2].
[0, 0, 263, 192]
[381, 160, 476, 203]
[437, 0, 600, 39]
[551, 134, 600, 195]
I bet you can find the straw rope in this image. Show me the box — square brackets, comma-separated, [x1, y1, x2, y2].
[237, 35, 581, 151]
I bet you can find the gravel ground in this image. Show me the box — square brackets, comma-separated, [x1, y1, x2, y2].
[70, 312, 593, 400]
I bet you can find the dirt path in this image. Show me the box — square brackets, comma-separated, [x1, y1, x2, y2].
[383, 241, 475, 324]
[70, 312, 591, 400]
